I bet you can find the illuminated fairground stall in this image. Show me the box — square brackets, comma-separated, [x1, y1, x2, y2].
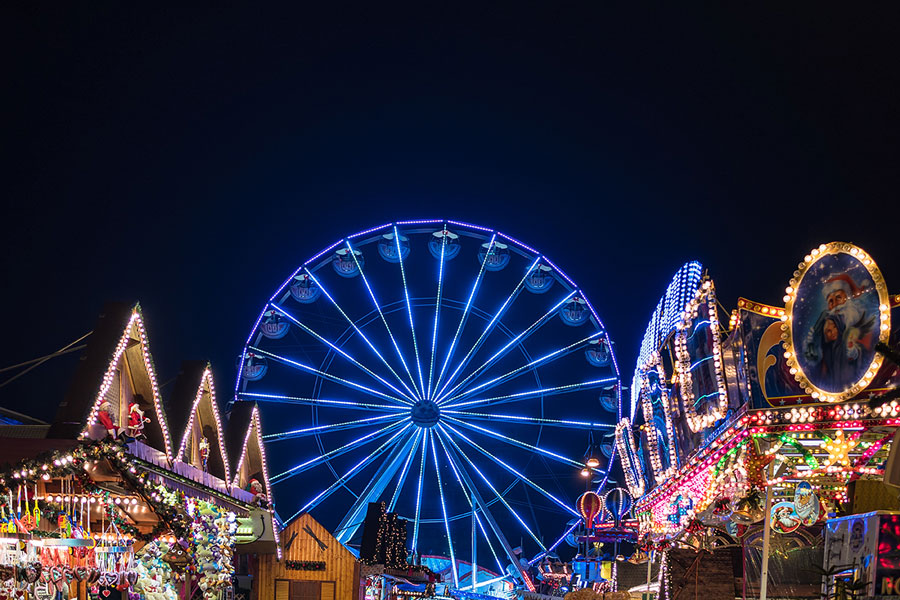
[616, 243, 900, 599]
[0, 303, 278, 600]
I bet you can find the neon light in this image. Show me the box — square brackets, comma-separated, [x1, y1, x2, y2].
[442, 377, 619, 410]
[238, 391, 405, 413]
[412, 428, 429, 552]
[287, 423, 413, 521]
[348, 223, 392, 238]
[271, 419, 410, 483]
[304, 238, 346, 266]
[345, 239, 422, 398]
[304, 268, 417, 402]
[396, 225, 427, 397]
[430, 430, 459, 587]
[433, 233, 495, 395]
[443, 410, 615, 429]
[443, 331, 603, 403]
[448, 424, 579, 516]
[438, 425, 546, 551]
[269, 304, 416, 406]
[395, 219, 443, 225]
[271, 304, 417, 403]
[447, 220, 494, 233]
[263, 413, 400, 441]
[437, 290, 576, 403]
[443, 418, 583, 468]
[540, 257, 576, 288]
[388, 429, 423, 511]
[427, 228, 447, 400]
[496, 231, 541, 257]
[249, 346, 411, 406]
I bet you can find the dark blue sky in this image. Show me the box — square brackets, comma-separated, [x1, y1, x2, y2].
[4, 4, 900, 421]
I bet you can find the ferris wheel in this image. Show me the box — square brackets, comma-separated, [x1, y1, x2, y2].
[233, 220, 621, 587]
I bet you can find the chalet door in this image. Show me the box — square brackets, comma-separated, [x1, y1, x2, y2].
[275, 579, 336, 600]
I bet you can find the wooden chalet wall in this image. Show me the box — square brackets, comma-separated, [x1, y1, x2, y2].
[258, 514, 360, 600]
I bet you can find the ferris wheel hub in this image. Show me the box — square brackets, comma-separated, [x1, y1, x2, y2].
[410, 399, 441, 428]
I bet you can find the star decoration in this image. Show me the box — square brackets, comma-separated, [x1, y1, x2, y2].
[821, 430, 859, 468]
[745, 439, 775, 488]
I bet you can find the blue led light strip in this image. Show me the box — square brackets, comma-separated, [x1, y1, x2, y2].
[271, 419, 410, 483]
[429, 430, 459, 587]
[431, 233, 496, 397]
[286, 423, 414, 522]
[248, 346, 411, 407]
[435, 429, 505, 576]
[442, 377, 618, 411]
[443, 410, 615, 429]
[303, 268, 418, 403]
[263, 413, 400, 441]
[443, 417, 584, 468]
[426, 229, 447, 400]
[442, 331, 604, 404]
[438, 424, 546, 551]
[445, 423, 580, 516]
[434, 257, 541, 401]
[238, 391, 406, 413]
[270, 304, 416, 404]
[437, 290, 576, 404]
[411, 426, 429, 553]
[395, 225, 427, 397]
[346, 239, 423, 399]
[388, 429, 424, 512]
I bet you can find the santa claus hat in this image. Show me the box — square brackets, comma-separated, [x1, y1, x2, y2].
[822, 273, 860, 298]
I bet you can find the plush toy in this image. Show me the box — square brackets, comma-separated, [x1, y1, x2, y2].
[247, 479, 267, 507]
[198, 437, 210, 471]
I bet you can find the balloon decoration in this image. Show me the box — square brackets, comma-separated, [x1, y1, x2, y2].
[577, 491, 602, 530]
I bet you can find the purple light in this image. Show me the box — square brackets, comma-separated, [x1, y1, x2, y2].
[304, 238, 346, 266]
[541, 256, 577, 288]
[497, 232, 541, 256]
[396, 219, 444, 225]
[348, 223, 393, 238]
[447, 220, 494, 233]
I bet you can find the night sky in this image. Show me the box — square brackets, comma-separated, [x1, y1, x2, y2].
[4, 4, 900, 423]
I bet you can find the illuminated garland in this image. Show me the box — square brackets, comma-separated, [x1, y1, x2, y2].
[638, 357, 679, 483]
[674, 280, 728, 432]
[615, 418, 645, 497]
[80, 308, 173, 460]
[174, 367, 231, 483]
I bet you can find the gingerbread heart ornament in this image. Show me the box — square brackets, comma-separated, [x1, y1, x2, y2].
[63, 566, 74, 584]
[0, 566, 13, 582]
[73, 567, 89, 582]
[23, 563, 40, 584]
[126, 571, 138, 586]
[49, 565, 64, 591]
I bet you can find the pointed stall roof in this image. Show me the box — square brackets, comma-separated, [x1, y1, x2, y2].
[169, 361, 231, 482]
[48, 302, 173, 460]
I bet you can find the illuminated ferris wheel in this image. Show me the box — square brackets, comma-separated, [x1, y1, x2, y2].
[233, 220, 621, 587]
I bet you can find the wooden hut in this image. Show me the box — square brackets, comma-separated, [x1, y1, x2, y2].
[258, 513, 361, 600]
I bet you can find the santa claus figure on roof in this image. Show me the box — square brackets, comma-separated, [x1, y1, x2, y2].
[126, 401, 150, 439]
[97, 400, 119, 438]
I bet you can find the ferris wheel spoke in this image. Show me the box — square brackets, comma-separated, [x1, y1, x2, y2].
[426, 231, 448, 400]
[334, 429, 420, 544]
[529, 521, 581, 566]
[434, 257, 541, 401]
[436, 290, 576, 403]
[441, 377, 619, 411]
[238, 391, 406, 414]
[431, 232, 496, 398]
[262, 413, 402, 442]
[249, 346, 412, 407]
[303, 268, 419, 402]
[443, 410, 616, 431]
[434, 429, 505, 577]
[285, 422, 414, 523]
[446, 425, 579, 517]
[436, 427, 536, 588]
[345, 240, 423, 399]
[269, 304, 417, 403]
[429, 430, 459, 588]
[440, 331, 604, 405]
[438, 425, 546, 552]
[411, 425, 430, 554]
[394, 226, 427, 397]
[271, 419, 410, 484]
[387, 428, 424, 512]
[443, 418, 583, 469]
